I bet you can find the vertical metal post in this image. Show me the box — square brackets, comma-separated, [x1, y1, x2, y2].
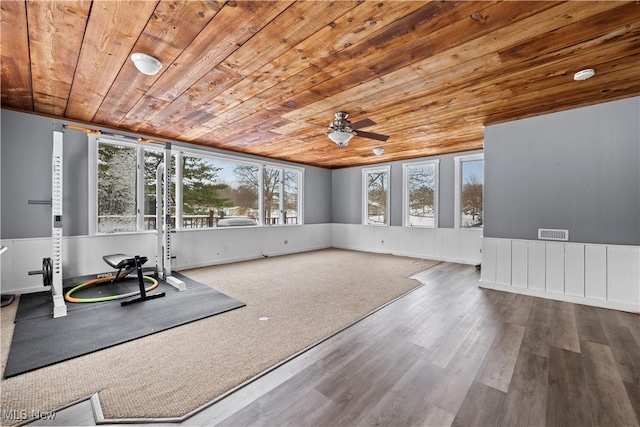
[52, 124, 67, 318]
[136, 146, 145, 231]
[155, 148, 186, 291]
[163, 143, 172, 277]
[156, 163, 165, 279]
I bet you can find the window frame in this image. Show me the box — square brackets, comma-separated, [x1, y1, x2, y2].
[88, 136, 304, 234]
[454, 153, 484, 229]
[402, 159, 439, 228]
[362, 165, 391, 226]
[90, 135, 160, 235]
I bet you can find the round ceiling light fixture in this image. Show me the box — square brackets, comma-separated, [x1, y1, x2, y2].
[573, 68, 595, 81]
[131, 53, 163, 75]
[373, 147, 384, 156]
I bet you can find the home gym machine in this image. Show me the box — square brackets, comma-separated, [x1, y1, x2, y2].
[64, 254, 165, 305]
[27, 124, 67, 317]
[155, 143, 186, 291]
[28, 127, 185, 318]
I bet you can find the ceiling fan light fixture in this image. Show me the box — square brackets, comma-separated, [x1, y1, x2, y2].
[373, 147, 384, 156]
[131, 53, 163, 75]
[327, 130, 354, 147]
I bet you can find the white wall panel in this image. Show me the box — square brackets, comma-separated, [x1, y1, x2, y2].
[481, 238, 497, 284]
[528, 241, 546, 291]
[436, 228, 461, 262]
[330, 225, 481, 265]
[564, 244, 585, 297]
[496, 239, 512, 286]
[1, 238, 51, 293]
[460, 229, 482, 265]
[511, 240, 528, 288]
[479, 238, 638, 313]
[585, 245, 607, 301]
[607, 245, 640, 304]
[3, 224, 481, 295]
[545, 243, 564, 294]
[1, 224, 331, 294]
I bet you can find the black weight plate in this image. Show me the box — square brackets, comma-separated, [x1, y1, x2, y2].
[42, 257, 52, 287]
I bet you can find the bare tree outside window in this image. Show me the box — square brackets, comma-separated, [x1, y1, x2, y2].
[263, 167, 282, 225]
[461, 160, 483, 228]
[283, 170, 299, 224]
[366, 170, 388, 225]
[231, 164, 260, 218]
[96, 140, 301, 232]
[407, 164, 436, 226]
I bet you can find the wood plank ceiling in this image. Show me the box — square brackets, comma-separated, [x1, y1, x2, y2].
[2, 1, 639, 168]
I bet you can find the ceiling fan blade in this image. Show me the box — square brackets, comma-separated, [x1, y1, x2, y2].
[355, 130, 389, 142]
[350, 118, 376, 129]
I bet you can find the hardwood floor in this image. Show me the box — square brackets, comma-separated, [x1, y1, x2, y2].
[30, 262, 640, 427]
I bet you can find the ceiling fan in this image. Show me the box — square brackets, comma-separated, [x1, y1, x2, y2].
[325, 112, 389, 147]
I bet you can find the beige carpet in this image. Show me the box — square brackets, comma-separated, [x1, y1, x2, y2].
[0, 249, 437, 423]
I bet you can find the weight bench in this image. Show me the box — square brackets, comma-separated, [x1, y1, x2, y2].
[103, 254, 165, 306]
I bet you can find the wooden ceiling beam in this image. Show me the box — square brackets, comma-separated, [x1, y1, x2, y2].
[65, 0, 159, 121]
[2, 1, 639, 168]
[93, 0, 223, 126]
[26, 0, 90, 116]
[116, 1, 292, 131]
[1, 0, 33, 111]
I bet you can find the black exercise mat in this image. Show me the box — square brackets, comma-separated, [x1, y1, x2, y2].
[14, 269, 161, 322]
[4, 272, 245, 378]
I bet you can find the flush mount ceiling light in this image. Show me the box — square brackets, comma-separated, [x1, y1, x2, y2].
[373, 147, 384, 156]
[131, 53, 163, 75]
[573, 68, 595, 81]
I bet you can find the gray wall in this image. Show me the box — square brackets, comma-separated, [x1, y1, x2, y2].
[0, 109, 331, 239]
[303, 165, 331, 224]
[331, 151, 480, 227]
[484, 96, 640, 246]
[1, 110, 88, 238]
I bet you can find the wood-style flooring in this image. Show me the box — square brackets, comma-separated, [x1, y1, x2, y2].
[31, 262, 640, 427]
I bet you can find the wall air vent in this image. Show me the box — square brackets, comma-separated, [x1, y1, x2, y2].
[538, 228, 569, 241]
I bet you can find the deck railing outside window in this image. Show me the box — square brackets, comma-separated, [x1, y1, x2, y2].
[98, 215, 296, 231]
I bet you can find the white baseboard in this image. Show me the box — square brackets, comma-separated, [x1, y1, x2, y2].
[480, 279, 639, 313]
[176, 243, 331, 271]
[337, 246, 478, 265]
[331, 224, 482, 266]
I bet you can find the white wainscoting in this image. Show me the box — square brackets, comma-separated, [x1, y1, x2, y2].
[480, 237, 640, 313]
[2, 224, 479, 295]
[330, 224, 482, 265]
[0, 224, 331, 295]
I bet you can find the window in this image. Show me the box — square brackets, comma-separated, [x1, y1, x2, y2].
[143, 148, 173, 231]
[181, 154, 238, 228]
[263, 166, 281, 225]
[283, 170, 300, 225]
[363, 166, 390, 226]
[263, 166, 301, 226]
[455, 153, 483, 228]
[403, 160, 439, 227]
[91, 136, 302, 233]
[97, 141, 138, 233]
